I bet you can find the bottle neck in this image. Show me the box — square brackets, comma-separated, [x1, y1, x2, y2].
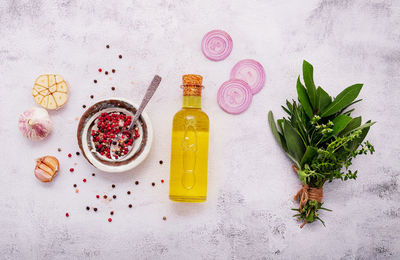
[182, 96, 201, 109]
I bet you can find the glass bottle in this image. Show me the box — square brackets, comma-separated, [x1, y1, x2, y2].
[169, 74, 209, 202]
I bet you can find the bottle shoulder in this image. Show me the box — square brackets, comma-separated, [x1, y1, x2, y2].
[174, 108, 209, 120]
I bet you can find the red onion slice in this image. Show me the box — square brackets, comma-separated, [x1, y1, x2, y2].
[217, 79, 253, 114]
[201, 30, 233, 61]
[230, 59, 265, 94]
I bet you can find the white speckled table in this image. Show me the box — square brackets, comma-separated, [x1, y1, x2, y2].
[1, 0, 400, 259]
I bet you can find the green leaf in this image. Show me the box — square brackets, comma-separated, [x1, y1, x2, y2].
[316, 86, 332, 113]
[286, 100, 293, 112]
[339, 116, 362, 136]
[281, 106, 291, 116]
[277, 119, 284, 132]
[296, 77, 313, 119]
[321, 84, 363, 117]
[338, 99, 362, 115]
[303, 60, 317, 110]
[300, 146, 318, 168]
[331, 115, 352, 136]
[283, 120, 306, 163]
[268, 111, 287, 152]
[315, 216, 326, 227]
[349, 121, 376, 134]
[347, 122, 373, 151]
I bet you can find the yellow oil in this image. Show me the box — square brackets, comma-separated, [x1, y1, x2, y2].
[169, 96, 209, 202]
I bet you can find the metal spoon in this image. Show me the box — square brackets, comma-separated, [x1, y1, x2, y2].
[129, 75, 162, 131]
[112, 75, 162, 158]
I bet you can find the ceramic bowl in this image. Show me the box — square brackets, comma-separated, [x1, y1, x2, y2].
[77, 98, 153, 172]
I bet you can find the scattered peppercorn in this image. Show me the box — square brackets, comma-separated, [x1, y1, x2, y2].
[83, 179, 87, 183]
[110, 211, 114, 215]
[112, 69, 116, 73]
[70, 168, 74, 172]
[66, 212, 69, 217]
[86, 206, 90, 211]
[68, 153, 72, 158]
[96, 195, 100, 199]
[82, 105, 86, 108]
[94, 208, 98, 212]
[106, 45, 110, 48]
[73, 184, 77, 188]
[94, 79, 97, 83]
[113, 195, 117, 199]
[90, 95, 94, 99]
[135, 181, 139, 185]
[105, 71, 108, 75]
[75, 189, 79, 193]
[118, 55, 122, 59]
[163, 216, 167, 221]
[98, 68, 102, 72]
[92, 173, 95, 176]
[76, 152, 80, 156]
[152, 182, 155, 186]
[159, 160, 163, 165]
[108, 218, 112, 222]
[58, 148, 62, 152]
[112, 184, 115, 188]
[104, 195, 107, 199]
[161, 179, 164, 184]
[127, 191, 131, 195]
[111, 86, 115, 91]
[129, 204, 132, 208]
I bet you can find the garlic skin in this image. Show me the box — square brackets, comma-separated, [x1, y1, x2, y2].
[18, 107, 53, 141]
[35, 156, 59, 182]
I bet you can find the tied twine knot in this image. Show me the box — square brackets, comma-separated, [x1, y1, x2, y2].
[292, 165, 324, 228]
[293, 185, 324, 212]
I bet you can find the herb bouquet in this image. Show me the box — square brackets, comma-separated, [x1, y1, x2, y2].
[268, 61, 375, 228]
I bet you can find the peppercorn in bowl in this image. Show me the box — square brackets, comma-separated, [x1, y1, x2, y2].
[77, 98, 153, 172]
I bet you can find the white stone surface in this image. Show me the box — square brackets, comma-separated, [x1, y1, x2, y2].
[1, 0, 400, 259]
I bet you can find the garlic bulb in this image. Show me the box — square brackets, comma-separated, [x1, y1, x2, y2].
[18, 107, 53, 141]
[35, 156, 59, 182]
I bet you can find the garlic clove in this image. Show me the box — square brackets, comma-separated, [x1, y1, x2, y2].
[40, 95, 49, 108]
[49, 74, 56, 86]
[47, 95, 57, 110]
[38, 162, 53, 175]
[34, 167, 53, 182]
[34, 156, 59, 182]
[36, 75, 48, 86]
[41, 156, 59, 172]
[34, 94, 44, 104]
[56, 82, 68, 93]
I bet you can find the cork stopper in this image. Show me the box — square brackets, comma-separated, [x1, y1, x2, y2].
[182, 74, 203, 96]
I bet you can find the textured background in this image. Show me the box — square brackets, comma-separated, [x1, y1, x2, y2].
[1, 0, 400, 259]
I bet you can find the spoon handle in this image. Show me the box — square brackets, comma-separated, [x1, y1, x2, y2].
[130, 75, 162, 131]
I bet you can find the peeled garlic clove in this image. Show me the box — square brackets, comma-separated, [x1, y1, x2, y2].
[34, 167, 53, 182]
[41, 156, 59, 172]
[38, 162, 53, 175]
[35, 156, 59, 182]
[18, 107, 53, 141]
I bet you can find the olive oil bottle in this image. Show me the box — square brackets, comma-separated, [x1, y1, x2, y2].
[169, 74, 209, 202]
